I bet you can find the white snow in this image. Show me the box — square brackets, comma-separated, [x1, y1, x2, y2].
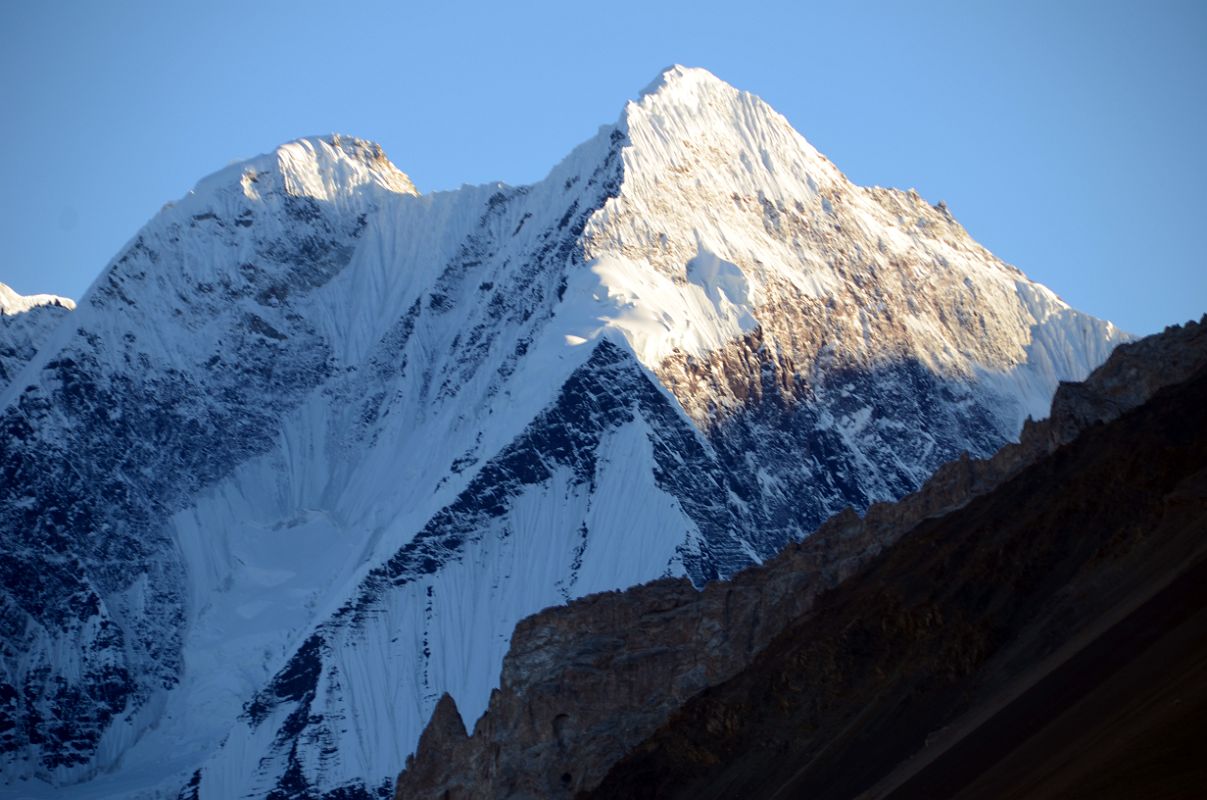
[0, 283, 75, 316]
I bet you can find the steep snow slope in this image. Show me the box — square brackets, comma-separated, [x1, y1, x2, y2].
[0, 283, 74, 389]
[1, 68, 1125, 799]
[1, 135, 417, 791]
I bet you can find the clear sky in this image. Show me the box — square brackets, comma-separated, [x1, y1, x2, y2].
[2, 0, 1204, 334]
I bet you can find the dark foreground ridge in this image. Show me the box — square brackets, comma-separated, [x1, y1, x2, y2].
[882, 546, 1207, 800]
[394, 316, 1207, 799]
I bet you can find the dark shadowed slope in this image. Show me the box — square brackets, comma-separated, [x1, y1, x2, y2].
[884, 550, 1207, 800]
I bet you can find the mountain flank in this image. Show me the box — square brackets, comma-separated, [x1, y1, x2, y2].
[396, 316, 1206, 799]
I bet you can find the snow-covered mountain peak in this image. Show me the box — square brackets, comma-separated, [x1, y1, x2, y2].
[188, 133, 416, 211]
[0, 282, 74, 315]
[619, 66, 842, 195]
[635, 64, 724, 99]
[578, 66, 1124, 424]
[272, 134, 418, 200]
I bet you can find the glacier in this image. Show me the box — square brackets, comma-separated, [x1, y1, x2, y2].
[0, 67, 1125, 799]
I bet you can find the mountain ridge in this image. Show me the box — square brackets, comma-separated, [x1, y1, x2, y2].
[1, 67, 1125, 799]
[395, 315, 1206, 800]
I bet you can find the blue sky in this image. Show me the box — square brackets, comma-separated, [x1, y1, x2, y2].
[2, 0, 1204, 334]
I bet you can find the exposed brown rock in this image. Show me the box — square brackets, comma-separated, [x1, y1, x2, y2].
[400, 693, 470, 795]
[394, 315, 1207, 800]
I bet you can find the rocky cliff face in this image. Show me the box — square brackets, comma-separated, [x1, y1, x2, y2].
[2, 68, 1125, 799]
[394, 315, 1207, 799]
